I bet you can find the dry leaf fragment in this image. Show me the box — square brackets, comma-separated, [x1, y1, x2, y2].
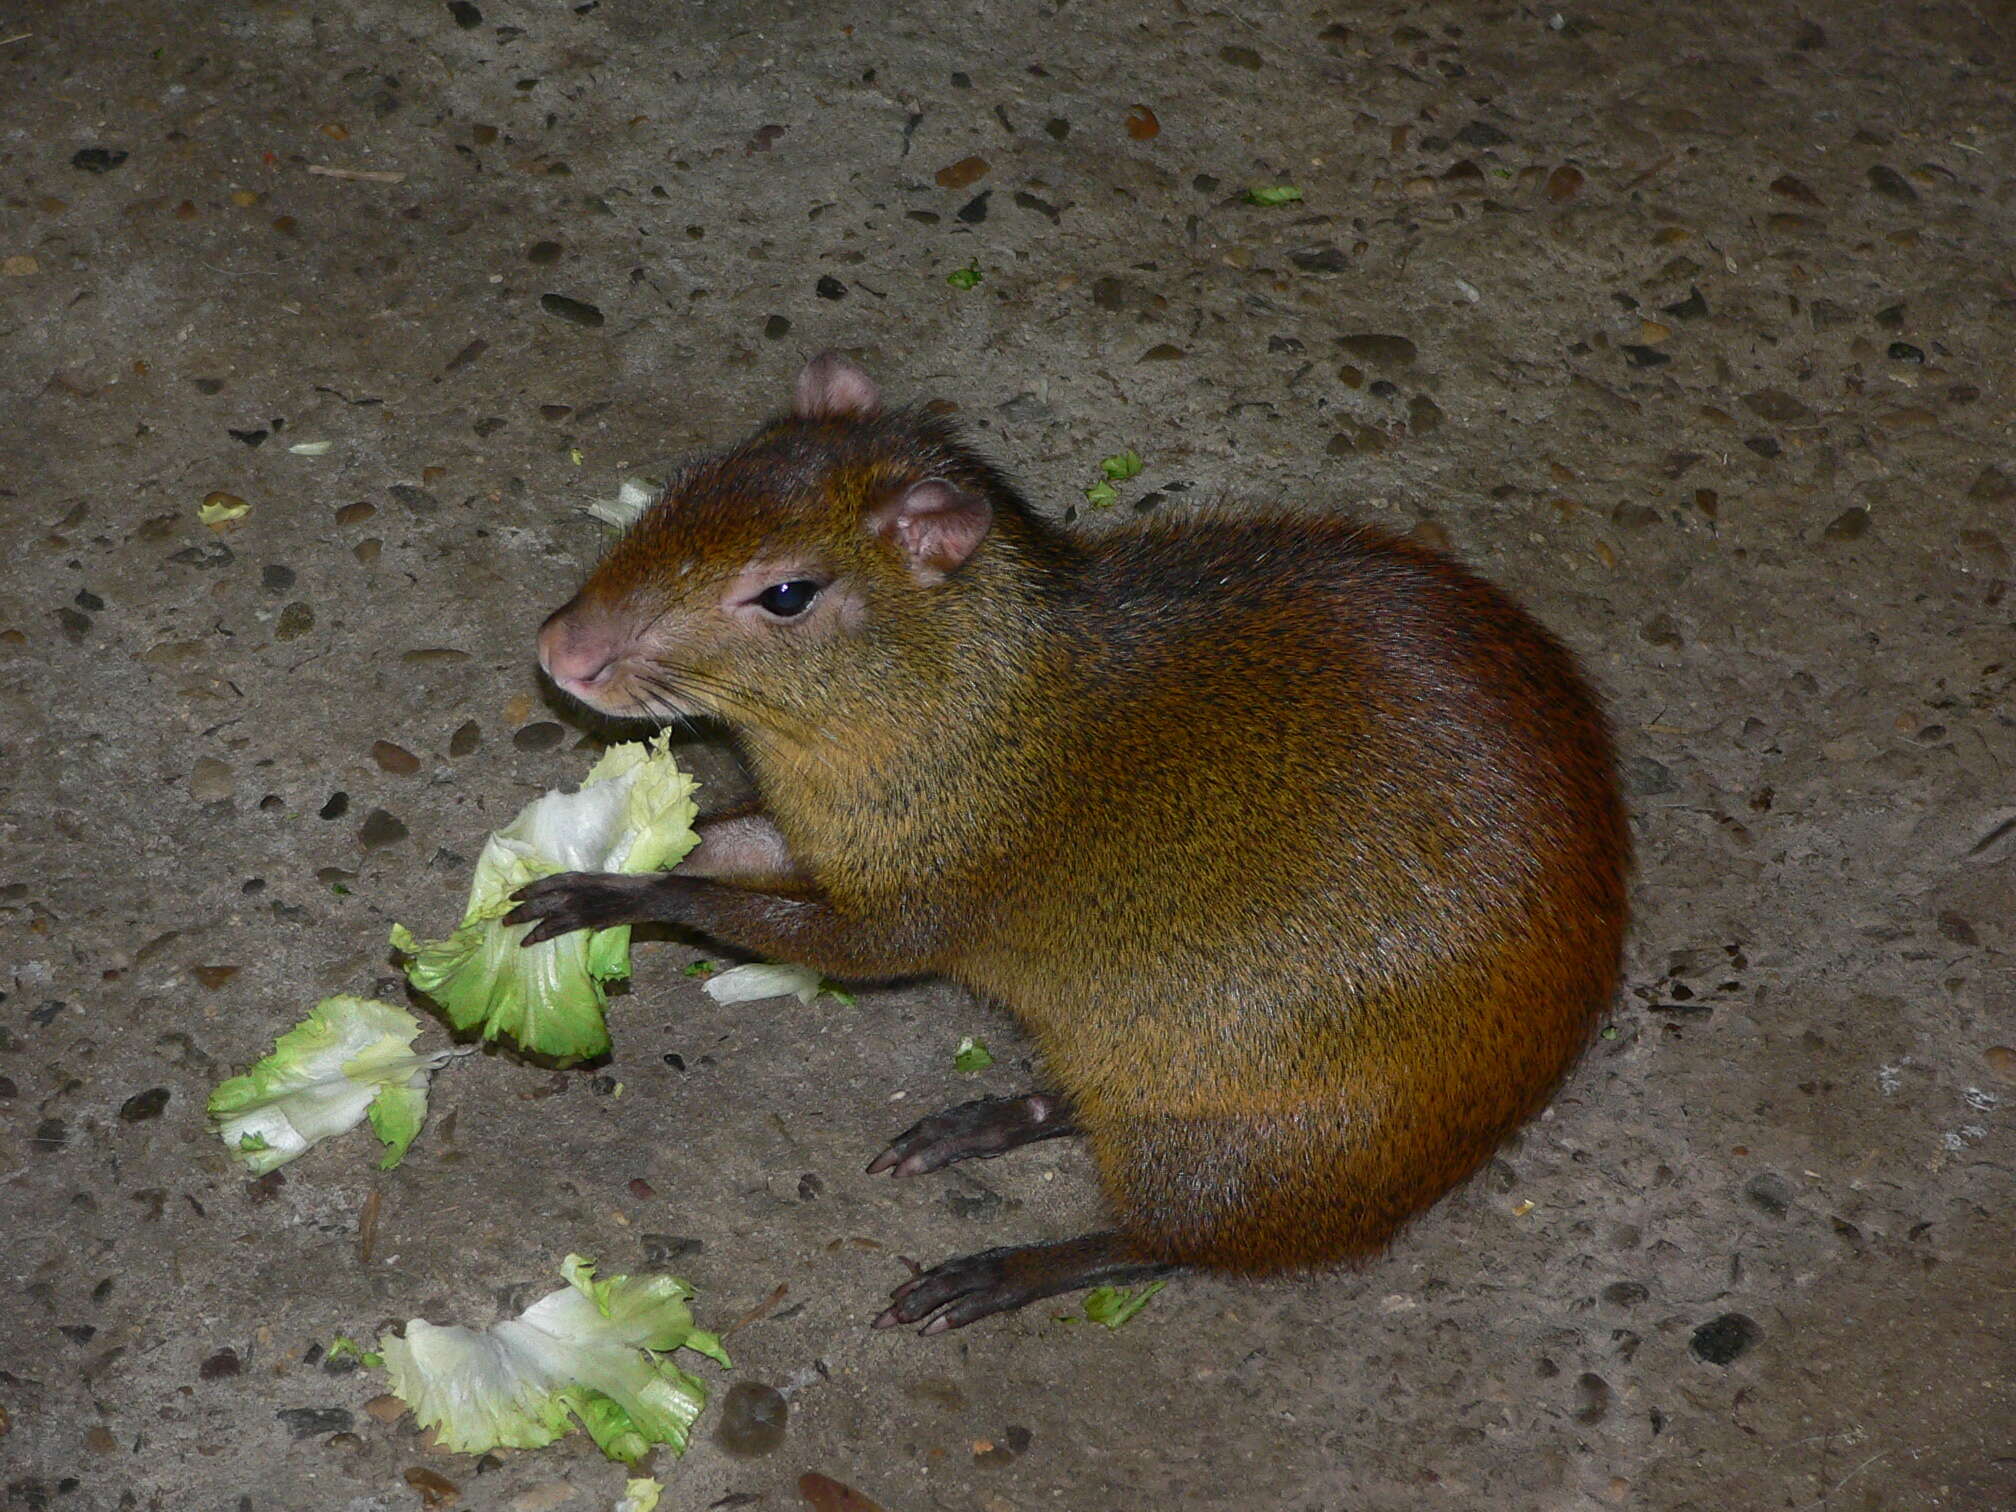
[934, 155, 989, 189]
[799, 1473, 887, 1512]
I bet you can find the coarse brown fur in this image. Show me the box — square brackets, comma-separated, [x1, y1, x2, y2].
[530, 359, 1630, 1284]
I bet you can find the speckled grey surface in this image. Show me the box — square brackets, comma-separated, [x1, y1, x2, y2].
[2, 2, 2011, 1509]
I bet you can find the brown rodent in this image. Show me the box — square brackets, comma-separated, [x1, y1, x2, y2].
[504, 352, 1631, 1334]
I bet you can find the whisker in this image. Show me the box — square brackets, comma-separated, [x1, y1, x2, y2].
[634, 688, 717, 756]
[632, 669, 791, 750]
[635, 666, 851, 790]
[635, 690, 706, 747]
[651, 664, 816, 734]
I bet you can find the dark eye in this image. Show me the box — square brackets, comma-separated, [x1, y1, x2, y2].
[755, 579, 823, 618]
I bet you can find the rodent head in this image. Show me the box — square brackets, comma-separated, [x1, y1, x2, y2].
[538, 353, 1010, 739]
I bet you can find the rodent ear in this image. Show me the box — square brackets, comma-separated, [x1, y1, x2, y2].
[793, 351, 882, 422]
[869, 479, 992, 583]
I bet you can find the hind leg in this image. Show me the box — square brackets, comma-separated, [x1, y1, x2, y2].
[874, 1231, 1186, 1334]
[866, 1091, 1079, 1177]
[1097, 1106, 1468, 1271]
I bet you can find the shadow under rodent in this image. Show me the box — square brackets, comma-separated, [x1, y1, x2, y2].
[501, 352, 1631, 1335]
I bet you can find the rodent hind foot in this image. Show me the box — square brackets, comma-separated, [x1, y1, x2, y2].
[865, 1091, 1079, 1178]
[873, 1231, 1183, 1335]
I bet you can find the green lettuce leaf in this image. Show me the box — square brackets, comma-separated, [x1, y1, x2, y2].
[1098, 449, 1145, 482]
[1081, 1281, 1166, 1329]
[207, 996, 464, 1174]
[392, 732, 700, 1063]
[616, 1480, 663, 1512]
[378, 1253, 729, 1465]
[326, 1335, 384, 1369]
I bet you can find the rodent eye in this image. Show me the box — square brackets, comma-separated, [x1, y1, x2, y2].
[755, 579, 823, 618]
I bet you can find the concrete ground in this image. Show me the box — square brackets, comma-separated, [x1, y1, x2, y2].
[3, 0, 2011, 1508]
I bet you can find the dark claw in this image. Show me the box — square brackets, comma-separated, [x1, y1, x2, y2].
[873, 1246, 1028, 1334]
[866, 1093, 1078, 1178]
[871, 1233, 1182, 1335]
[517, 915, 582, 947]
[501, 872, 666, 946]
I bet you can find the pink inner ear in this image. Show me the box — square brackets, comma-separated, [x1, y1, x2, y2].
[874, 479, 992, 580]
[793, 352, 882, 421]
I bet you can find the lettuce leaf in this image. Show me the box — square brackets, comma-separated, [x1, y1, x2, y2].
[702, 962, 851, 1006]
[953, 1035, 994, 1073]
[701, 962, 822, 1005]
[392, 732, 700, 1063]
[378, 1254, 729, 1465]
[1081, 1281, 1166, 1329]
[207, 996, 464, 1174]
[587, 476, 663, 530]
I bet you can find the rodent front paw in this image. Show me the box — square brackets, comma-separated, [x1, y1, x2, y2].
[502, 872, 666, 945]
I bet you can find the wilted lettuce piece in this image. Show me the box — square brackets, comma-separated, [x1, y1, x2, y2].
[207, 997, 464, 1174]
[1246, 184, 1303, 206]
[587, 476, 663, 530]
[198, 492, 250, 527]
[392, 732, 700, 1063]
[953, 1036, 994, 1073]
[378, 1254, 729, 1465]
[702, 962, 851, 1006]
[1098, 450, 1145, 482]
[1081, 1281, 1165, 1329]
[616, 1480, 663, 1512]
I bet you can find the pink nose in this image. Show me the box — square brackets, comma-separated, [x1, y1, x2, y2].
[538, 604, 624, 690]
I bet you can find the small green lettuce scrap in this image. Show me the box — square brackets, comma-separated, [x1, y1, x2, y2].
[946, 260, 983, 290]
[378, 1254, 730, 1466]
[616, 1480, 663, 1512]
[1246, 184, 1303, 206]
[391, 732, 700, 1064]
[326, 1335, 384, 1369]
[1084, 449, 1145, 507]
[1080, 1281, 1165, 1328]
[953, 1036, 994, 1073]
[207, 996, 465, 1174]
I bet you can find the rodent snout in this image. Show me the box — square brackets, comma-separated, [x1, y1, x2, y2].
[538, 603, 625, 698]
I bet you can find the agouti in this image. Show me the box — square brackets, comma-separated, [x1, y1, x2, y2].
[504, 352, 1631, 1334]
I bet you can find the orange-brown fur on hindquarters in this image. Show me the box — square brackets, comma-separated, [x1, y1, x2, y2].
[534, 352, 1630, 1293]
